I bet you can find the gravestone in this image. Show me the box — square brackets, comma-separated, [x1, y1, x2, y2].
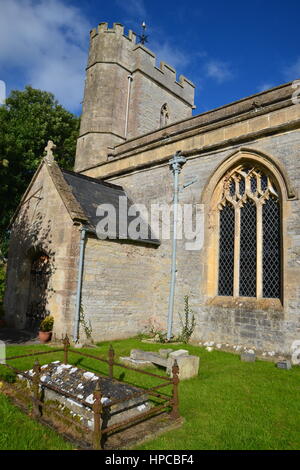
[168, 349, 189, 359]
[167, 355, 200, 380]
[158, 349, 174, 358]
[240, 352, 256, 362]
[276, 360, 292, 370]
[130, 349, 167, 367]
[120, 348, 200, 380]
[19, 361, 151, 428]
[119, 356, 153, 369]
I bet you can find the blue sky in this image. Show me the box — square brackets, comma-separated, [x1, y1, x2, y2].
[0, 0, 299, 116]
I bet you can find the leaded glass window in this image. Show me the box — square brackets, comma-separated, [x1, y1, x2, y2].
[263, 197, 281, 298]
[239, 199, 257, 297]
[217, 166, 281, 299]
[218, 203, 234, 296]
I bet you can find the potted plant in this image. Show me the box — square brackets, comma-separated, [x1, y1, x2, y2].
[38, 315, 54, 343]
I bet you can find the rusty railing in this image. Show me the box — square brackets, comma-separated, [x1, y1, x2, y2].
[1, 335, 180, 449]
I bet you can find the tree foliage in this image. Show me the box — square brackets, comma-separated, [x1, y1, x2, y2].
[0, 86, 80, 257]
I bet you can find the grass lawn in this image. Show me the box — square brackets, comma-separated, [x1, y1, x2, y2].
[0, 338, 299, 450]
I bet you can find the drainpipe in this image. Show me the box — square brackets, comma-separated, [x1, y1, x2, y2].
[124, 75, 133, 139]
[167, 151, 187, 341]
[73, 226, 87, 342]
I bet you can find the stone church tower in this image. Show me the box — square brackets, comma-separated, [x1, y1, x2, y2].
[75, 23, 195, 172]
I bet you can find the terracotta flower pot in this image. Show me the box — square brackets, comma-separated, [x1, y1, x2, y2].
[38, 331, 52, 343]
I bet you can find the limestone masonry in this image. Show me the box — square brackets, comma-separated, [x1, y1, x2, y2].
[75, 22, 195, 172]
[4, 22, 300, 359]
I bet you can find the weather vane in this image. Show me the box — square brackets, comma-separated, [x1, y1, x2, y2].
[137, 21, 148, 45]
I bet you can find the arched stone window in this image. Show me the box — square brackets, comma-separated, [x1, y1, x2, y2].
[217, 165, 281, 299]
[160, 103, 169, 128]
[202, 149, 296, 306]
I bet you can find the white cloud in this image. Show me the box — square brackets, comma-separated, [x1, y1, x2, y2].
[115, 0, 147, 19]
[204, 59, 233, 84]
[0, 0, 91, 111]
[283, 57, 300, 81]
[257, 82, 274, 93]
[151, 41, 190, 70]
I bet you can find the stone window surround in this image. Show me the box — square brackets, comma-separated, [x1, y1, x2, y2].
[217, 164, 280, 299]
[201, 148, 296, 312]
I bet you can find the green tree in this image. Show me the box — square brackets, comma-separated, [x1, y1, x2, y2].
[0, 85, 80, 258]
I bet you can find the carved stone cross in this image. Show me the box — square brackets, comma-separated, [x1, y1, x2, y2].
[44, 140, 56, 162]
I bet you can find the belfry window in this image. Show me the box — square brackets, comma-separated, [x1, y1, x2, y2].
[218, 166, 281, 299]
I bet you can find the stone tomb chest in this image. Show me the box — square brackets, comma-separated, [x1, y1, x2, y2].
[20, 361, 151, 430]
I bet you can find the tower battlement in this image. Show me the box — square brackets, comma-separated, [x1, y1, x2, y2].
[132, 44, 195, 103]
[90, 22, 137, 43]
[75, 22, 196, 172]
[87, 23, 195, 104]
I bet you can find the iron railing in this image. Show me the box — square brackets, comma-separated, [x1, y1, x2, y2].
[1, 335, 180, 449]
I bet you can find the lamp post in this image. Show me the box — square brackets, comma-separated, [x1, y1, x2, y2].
[167, 151, 186, 341]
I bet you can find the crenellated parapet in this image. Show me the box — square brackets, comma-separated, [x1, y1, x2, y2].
[133, 45, 195, 105]
[90, 22, 137, 43]
[87, 23, 195, 106]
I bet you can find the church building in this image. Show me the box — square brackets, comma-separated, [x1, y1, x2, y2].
[4, 22, 300, 356]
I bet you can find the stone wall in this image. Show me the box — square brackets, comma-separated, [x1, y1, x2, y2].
[6, 70, 300, 355]
[80, 85, 300, 354]
[102, 132, 300, 354]
[4, 163, 80, 337]
[79, 237, 164, 342]
[128, 71, 192, 139]
[81, 83, 300, 180]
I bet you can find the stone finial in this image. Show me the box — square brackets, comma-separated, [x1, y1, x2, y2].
[44, 140, 56, 164]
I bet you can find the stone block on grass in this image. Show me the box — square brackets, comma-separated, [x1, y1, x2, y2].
[168, 349, 189, 359]
[276, 360, 292, 370]
[240, 352, 256, 362]
[130, 349, 168, 367]
[167, 355, 200, 380]
[159, 349, 174, 358]
[119, 356, 153, 369]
